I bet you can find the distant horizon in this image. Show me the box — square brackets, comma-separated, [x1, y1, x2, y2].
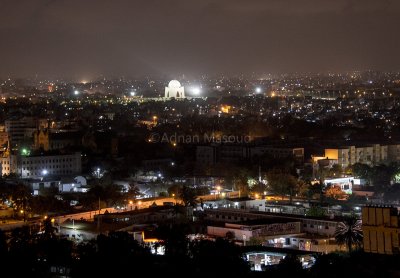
[1, 69, 400, 82]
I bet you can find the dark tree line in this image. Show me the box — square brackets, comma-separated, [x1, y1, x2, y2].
[0, 221, 400, 278]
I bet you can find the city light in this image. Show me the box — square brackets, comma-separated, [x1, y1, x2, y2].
[74, 90, 79, 95]
[42, 169, 48, 175]
[255, 87, 262, 93]
[130, 91, 135, 96]
[192, 87, 201, 95]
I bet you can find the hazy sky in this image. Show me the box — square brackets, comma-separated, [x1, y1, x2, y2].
[0, 0, 399, 79]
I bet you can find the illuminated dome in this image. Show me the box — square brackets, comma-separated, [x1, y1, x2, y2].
[165, 80, 185, 98]
[168, 80, 181, 88]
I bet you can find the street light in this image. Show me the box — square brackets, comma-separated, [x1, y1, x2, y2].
[129, 200, 133, 210]
[215, 186, 221, 200]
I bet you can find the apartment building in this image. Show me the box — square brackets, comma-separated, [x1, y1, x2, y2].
[324, 144, 395, 168]
[362, 206, 400, 255]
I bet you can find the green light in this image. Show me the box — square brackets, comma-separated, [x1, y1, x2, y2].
[21, 148, 29, 155]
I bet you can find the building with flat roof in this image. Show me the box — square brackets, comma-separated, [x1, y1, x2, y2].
[362, 205, 400, 254]
[17, 152, 81, 178]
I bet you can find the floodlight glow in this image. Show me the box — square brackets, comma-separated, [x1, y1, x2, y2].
[130, 91, 135, 96]
[256, 87, 262, 93]
[193, 87, 201, 95]
[42, 169, 48, 175]
[74, 90, 79, 95]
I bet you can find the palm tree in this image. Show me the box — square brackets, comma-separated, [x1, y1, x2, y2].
[334, 217, 363, 252]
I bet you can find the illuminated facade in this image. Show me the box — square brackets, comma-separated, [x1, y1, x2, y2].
[362, 206, 400, 254]
[33, 129, 50, 151]
[322, 144, 395, 169]
[165, 80, 185, 98]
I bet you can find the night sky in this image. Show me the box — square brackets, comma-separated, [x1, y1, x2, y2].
[0, 0, 399, 78]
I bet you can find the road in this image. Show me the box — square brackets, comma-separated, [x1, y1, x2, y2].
[0, 196, 178, 231]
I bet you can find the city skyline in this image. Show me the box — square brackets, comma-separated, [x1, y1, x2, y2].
[0, 0, 399, 79]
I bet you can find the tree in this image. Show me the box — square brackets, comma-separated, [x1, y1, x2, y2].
[189, 238, 249, 275]
[276, 254, 304, 276]
[334, 217, 363, 252]
[305, 182, 323, 202]
[41, 218, 57, 240]
[306, 206, 326, 217]
[168, 184, 181, 197]
[351, 163, 371, 180]
[328, 164, 343, 177]
[266, 170, 298, 202]
[297, 180, 308, 198]
[250, 182, 267, 195]
[384, 183, 400, 203]
[179, 186, 197, 207]
[370, 164, 395, 191]
[325, 185, 346, 200]
[126, 183, 141, 201]
[11, 184, 32, 221]
[82, 184, 124, 209]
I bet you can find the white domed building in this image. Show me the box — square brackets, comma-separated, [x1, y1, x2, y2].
[165, 80, 185, 98]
